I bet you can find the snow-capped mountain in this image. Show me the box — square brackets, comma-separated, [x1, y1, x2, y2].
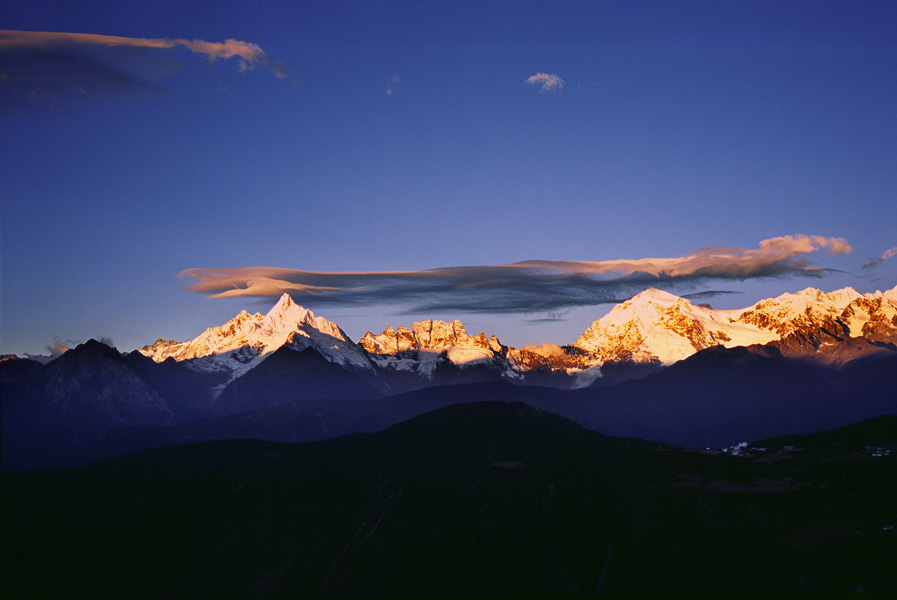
[140, 293, 372, 381]
[138, 285, 897, 383]
[574, 286, 897, 365]
[360, 320, 508, 376]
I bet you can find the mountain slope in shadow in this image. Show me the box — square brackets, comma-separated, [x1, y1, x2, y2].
[4, 403, 896, 598]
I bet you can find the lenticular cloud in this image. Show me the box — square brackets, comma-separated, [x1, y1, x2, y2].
[181, 235, 853, 314]
[0, 29, 272, 67]
[0, 29, 287, 107]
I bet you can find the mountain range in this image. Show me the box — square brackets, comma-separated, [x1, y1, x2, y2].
[2, 285, 895, 470]
[140, 285, 897, 376]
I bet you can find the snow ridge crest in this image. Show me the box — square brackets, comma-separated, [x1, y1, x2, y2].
[574, 285, 897, 365]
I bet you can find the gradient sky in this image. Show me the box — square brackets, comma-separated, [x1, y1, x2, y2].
[2, 0, 896, 358]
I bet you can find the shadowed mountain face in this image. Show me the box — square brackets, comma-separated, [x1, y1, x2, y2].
[1, 340, 177, 469]
[556, 345, 897, 449]
[4, 403, 896, 598]
[3, 338, 896, 470]
[212, 346, 384, 417]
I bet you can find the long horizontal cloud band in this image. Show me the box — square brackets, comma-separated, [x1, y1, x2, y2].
[1, 30, 267, 64]
[0, 29, 289, 94]
[181, 235, 852, 313]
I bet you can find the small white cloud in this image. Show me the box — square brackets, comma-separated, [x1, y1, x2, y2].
[525, 72, 564, 92]
[386, 75, 401, 97]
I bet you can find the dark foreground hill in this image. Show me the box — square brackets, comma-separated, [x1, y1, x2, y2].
[4, 403, 896, 598]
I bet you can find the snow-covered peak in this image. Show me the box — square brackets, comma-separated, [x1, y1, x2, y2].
[575, 285, 897, 365]
[734, 286, 864, 337]
[139, 295, 371, 379]
[837, 285, 897, 340]
[261, 294, 347, 343]
[768, 286, 860, 312]
[628, 287, 682, 306]
[273, 292, 294, 309]
[575, 288, 772, 364]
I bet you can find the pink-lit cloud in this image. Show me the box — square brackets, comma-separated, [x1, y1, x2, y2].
[386, 75, 401, 96]
[861, 245, 897, 269]
[0, 29, 288, 108]
[525, 72, 564, 92]
[0, 29, 272, 66]
[181, 235, 854, 314]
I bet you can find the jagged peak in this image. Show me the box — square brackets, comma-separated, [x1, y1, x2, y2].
[359, 317, 502, 355]
[774, 287, 830, 303]
[233, 309, 263, 322]
[773, 286, 856, 300]
[760, 286, 868, 313]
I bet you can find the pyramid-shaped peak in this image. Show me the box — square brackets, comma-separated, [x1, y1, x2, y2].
[273, 293, 296, 310]
[264, 293, 314, 320]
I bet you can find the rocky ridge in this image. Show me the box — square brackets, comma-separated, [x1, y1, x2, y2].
[360, 320, 506, 370]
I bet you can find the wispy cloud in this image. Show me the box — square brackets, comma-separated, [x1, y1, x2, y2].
[386, 75, 401, 96]
[525, 72, 564, 92]
[181, 235, 853, 314]
[46, 338, 75, 358]
[0, 29, 287, 108]
[861, 246, 897, 270]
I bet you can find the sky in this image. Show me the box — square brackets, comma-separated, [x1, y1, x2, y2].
[2, 0, 896, 358]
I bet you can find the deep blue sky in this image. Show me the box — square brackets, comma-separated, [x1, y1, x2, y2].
[2, 0, 896, 357]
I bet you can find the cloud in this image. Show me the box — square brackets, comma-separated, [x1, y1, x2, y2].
[525, 72, 564, 92]
[0, 29, 287, 107]
[46, 338, 74, 358]
[180, 234, 853, 314]
[861, 246, 897, 270]
[95, 336, 116, 348]
[0, 30, 271, 64]
[23, 337, 77, 362]
[386, 75, 401, 96]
